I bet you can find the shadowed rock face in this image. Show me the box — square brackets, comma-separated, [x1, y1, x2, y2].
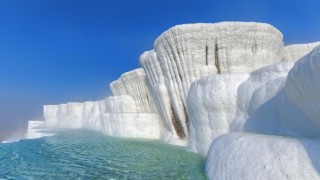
[283, 46, 320, 136]
[152, 22, 284, 138]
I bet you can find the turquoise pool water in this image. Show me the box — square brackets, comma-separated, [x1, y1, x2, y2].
[0, 130, 207, 179]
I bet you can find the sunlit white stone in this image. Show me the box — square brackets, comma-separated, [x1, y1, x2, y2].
[283, 42, 320, 61]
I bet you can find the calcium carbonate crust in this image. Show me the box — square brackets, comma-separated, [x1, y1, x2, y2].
[187, 73, 249, 155]
[153, 21, 284, 139]
[206, 133, 320, 180]
[283, 41, 320, 61]
[140, 50, 185, 141]
[205, 46, 320, 180]
[26, 121, 54, 139]
[282, 46, 320, 137]
[110, 68, 157, 113]
[23, 21, 320, 180]
[102, 113, 162, 139]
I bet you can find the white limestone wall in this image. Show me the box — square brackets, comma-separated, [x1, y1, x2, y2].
[43, 105, 59, 128]
[101, 113, 162, 139]
[82, 100, 106, 131]
[187, 61, 294, 155]
[206, 133, 320, 180]
[39, 95, 162, 139]
[282, 46, 320, 137]
[110, 68, 157, 113]
[154, 22, 284, 138]
[205, 46, 320, 179]
[231, 61, 294, 134]
[187, 73, 249, 155]
[44, 103, 84, 129]
[26, 121, 53, 139]
[44, 100, 106, 130]
[283, 42, 320, 61]
[140, 50, 184, 140]
[105, 95, 137, 113]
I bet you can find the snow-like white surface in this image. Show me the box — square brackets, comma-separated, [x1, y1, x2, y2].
[140, 50, 185, 140]
[40, 97, 162, 139]
[205, 46, 320, 179]
[231, 61, 294, 134]
[101, 113, 162, 139]
[282, 46, 320, 137]
[44, 101, 104, 130]
[187, 61, 294, 156]
[81, 100, 106, 131]
[45, 103, 84, 129]
[283, 42, 320, 61]
[110, 68, 157, 113]
[187, 73, 249, 155]
[206, 133, 320, 180]
[26, 121, 54, 139]
[160, 128, 188, 146]
[154, 22, 284, 138]
[105, 95, 137, 113]
[22, 21, 320, 179]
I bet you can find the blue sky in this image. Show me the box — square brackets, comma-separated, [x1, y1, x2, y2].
[0, 0, 319, 139]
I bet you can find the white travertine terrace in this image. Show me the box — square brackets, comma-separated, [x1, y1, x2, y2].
[110, 68, 156, 113]
[283, 46, 320, 137]
[204, 46, 320, 179]
[140, 50, 183, 140]
[154, 22, 284, 138]
[26, 121, 53, 139]
[101, 113, 162, 139]
[23, 21, 320, 180]
[105, 95, 137, 113]
[82, 100, 106, 131]
[186, 61, 295, 156]
[206, 133, 320, 180]
[283, 41, 320, 61]
[41, 97, 162, 139]
[231, 61, 295, 134]
[44, 101, 106, 131]
[44, 103, 84, 129]
[187, 73, 249, 155]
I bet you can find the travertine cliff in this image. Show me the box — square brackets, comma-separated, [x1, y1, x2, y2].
[110, 68, 156, 113]
[25, 21, 320, 180]
[283, 41, 320, 61]
[153, 22, 284, 138]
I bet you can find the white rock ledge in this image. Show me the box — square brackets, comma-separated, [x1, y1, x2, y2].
[283, 42, 320, 61]
[154, 22, 285, 138]
[101, 113, 162, 139]
[206, 133, 320, 180]
[26, 121, 54, 139]
[187, 73, 249, 155]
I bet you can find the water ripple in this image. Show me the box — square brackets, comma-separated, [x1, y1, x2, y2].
[0, 130, 207, 179]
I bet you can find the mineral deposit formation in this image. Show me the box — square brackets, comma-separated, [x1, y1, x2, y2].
[26, 22, 320, 180]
